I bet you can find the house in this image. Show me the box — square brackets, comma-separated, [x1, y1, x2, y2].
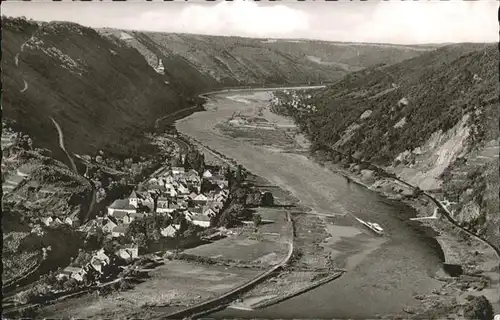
[148, 185, 164, 196]
[65, 215, 80, 227]
[42, 216, 54, 226]
[112, 224, 128, 238]
[210, 175, 228, 187]
[59, 266, 87, 282]
[44, 216, 63, 226]
[116, 246, 139, 261]
[102, 218, 118, 233]
[177, 199, 188, 209]
[148, 177, 159, 185]
[108, 199, 136, 216]
[177, 183, 190, 196]
[183, 210, 195, 222]
[169, 188, 178, 198]
[218, 182, 228, 190]
[95, 248, 111, 265]
[193, 194, 208, 205]
[190, 206, 203, 214]
[125, 246, 139, 259]
[186, 170, 200, 183]
[202, 170, 213, 178]
[157, 201, 178, 214]
[112, 211, 129, 223]
[160, 225, 178, 238]
[157, 197, 170, 207]
[203, 208, 216, 218]
[71, 267, 88, 282]
[172, 167, 185, 175]
[117, 249, 132, 261]
[188, 192, 198, 200]
[192, 214, 211, 228]
[56, 269, 73, 281]
[164, 175, 175, 184]
[123, 212, 144, 224]
[90, 258, 105, 274]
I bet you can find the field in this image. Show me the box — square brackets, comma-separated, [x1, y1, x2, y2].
[185, 207, 290, 266]
[37, 260, 259, 319]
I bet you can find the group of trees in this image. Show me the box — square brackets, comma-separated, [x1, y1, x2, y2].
[182, 149, 205, 174]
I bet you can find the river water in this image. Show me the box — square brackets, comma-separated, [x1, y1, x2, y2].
[176, 90, 445, 318]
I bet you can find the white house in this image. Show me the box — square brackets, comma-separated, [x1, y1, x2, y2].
[183, 210, 195, 222]
[95, 249, 110, 264]
[116, 246, 139, 261]
[169, 188, 178, 198]
[203, 208, 216, 218]
[192, 214, 211, 228]
[90, 258, 105, 274]
[157, 202, 178, 214]
[160, 225, 178, 238]
[172, 167, 185, 175]
[148, 177, 159, 185]
[202, 170, 213, 178]
[102, 218, 118, 233]
[177, 183, 190, 195]
[43, 216, 54, 226]
[193, 194, 208, 205]
[59, 266, 87, 282]
[65, 215, 80, 227]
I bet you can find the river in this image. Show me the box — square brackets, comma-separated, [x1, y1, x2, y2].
[175, 89, 445, 318]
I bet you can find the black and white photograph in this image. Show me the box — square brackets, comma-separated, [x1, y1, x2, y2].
[1, 0, 499, 319]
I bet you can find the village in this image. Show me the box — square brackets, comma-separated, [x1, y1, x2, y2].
[46, 160, 233, 288]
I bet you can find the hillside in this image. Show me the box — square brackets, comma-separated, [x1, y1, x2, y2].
[270, 43, 499, 248]
[99, 29, 433, 96]
[2, 16, 433, 162]
[2, 17, 189, 160]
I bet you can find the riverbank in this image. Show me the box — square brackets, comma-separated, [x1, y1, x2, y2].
[314, 156, 500, 317]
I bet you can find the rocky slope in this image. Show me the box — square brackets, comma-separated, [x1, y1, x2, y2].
[271, 42, 499, 251]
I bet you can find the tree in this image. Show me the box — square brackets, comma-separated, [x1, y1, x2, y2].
[134, 233, 148, 251]
[16, 289, 37, 304]
[63, 278, 79, 291]
[253, 214, 262, 228]
[245, 191, 262, 207]
[463, 296, 493, 320]
[412, 186, 423, 198]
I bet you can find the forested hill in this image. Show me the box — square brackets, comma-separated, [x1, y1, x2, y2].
[271, 43, 499, 248]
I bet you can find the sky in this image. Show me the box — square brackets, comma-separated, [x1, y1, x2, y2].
[2, 0, 498, 44]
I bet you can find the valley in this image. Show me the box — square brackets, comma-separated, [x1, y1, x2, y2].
[2, 14, 498, 320]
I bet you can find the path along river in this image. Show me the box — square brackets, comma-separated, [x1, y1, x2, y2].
[176, 89, 446, 318]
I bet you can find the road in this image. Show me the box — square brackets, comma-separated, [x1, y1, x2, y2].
[49, 116, 96, 222]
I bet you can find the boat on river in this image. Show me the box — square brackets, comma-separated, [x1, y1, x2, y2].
[355, 217, 384, 235]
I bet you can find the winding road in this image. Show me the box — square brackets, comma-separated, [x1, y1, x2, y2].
[50, 116, 96, 222]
